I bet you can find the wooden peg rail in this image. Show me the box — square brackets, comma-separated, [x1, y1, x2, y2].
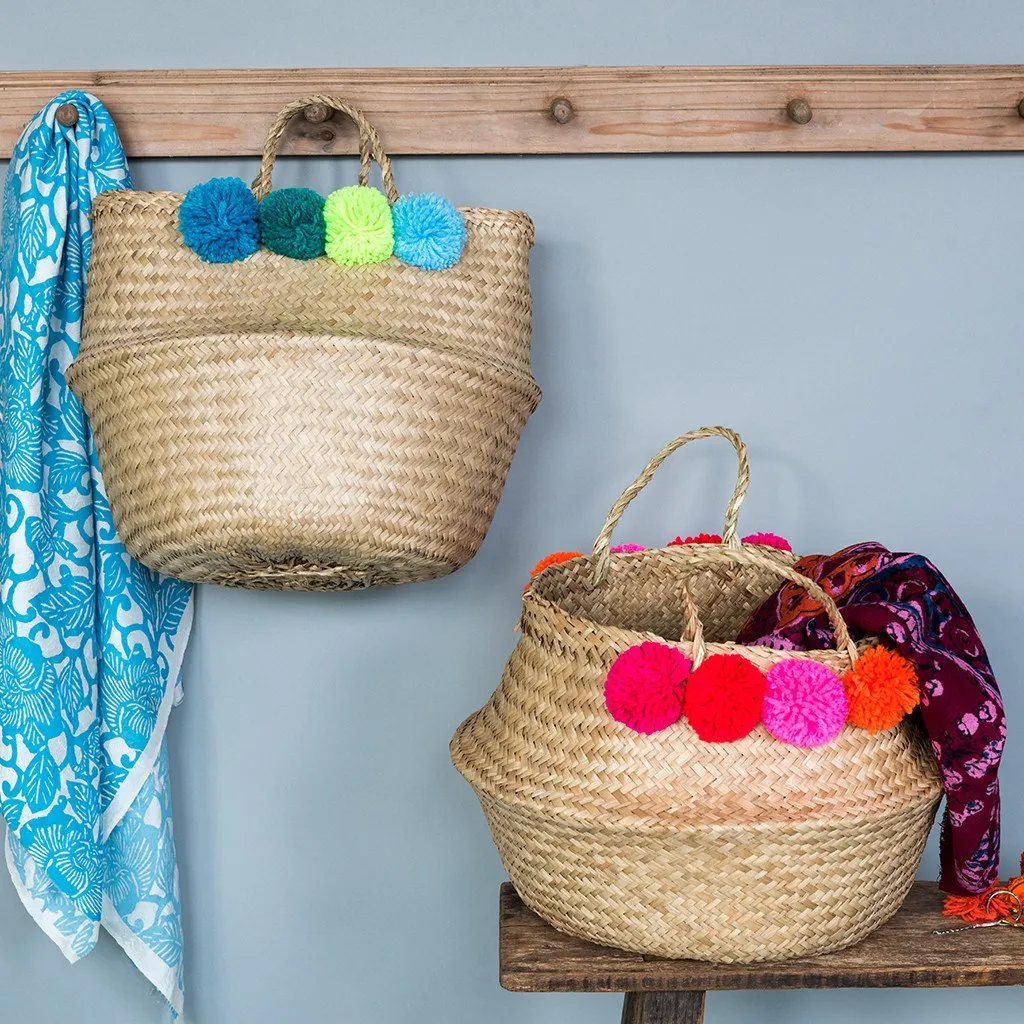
[4, 66, 1024, 158]
[499, 882, 1024, 1023]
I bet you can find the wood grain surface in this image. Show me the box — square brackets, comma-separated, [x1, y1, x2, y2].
[500, 882, 1024, 992]
[3, 66, 1024, 157]
[621, 991, 706, 1024]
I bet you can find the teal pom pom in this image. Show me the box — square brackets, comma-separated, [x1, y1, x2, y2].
[392, 193, 466, 270]
[258, 188, 326, 260]
[179, 177, 259, 264]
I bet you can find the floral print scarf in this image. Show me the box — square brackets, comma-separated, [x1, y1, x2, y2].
[1, 92, 193, 1016]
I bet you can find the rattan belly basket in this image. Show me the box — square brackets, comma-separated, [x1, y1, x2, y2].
[69, 96, 539, 590]
[451, 427, 942, 962]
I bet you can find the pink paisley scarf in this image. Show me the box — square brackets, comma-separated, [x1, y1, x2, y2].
[738, 541, 1004, 896]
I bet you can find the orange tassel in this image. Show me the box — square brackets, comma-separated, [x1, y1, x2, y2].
[942, 856, 1024, 924]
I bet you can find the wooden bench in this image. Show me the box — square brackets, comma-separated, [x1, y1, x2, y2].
[499, 882, 1024, 1023]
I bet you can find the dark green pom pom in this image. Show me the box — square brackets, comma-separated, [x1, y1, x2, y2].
[258, 188, 326, 260]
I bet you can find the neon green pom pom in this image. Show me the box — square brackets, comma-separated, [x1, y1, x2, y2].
[323, 185, 394, 266]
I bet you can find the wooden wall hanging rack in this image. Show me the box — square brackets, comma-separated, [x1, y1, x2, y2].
[3, 66, 1024, 159]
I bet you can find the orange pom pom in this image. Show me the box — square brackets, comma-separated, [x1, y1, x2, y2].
[842, 645, 920, 734]
[524, 551, 583, 591]
[530, 551, 583, 576]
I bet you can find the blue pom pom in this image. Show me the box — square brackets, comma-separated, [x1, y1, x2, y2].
[392, 193, 466, 270]
[179, 177, 259, 264]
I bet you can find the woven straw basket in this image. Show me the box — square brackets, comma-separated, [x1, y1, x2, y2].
[69, 96, 539, 590]
[452, 427, 942, 963]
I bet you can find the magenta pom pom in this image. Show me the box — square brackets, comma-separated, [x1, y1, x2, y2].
[605, 642, 691, 735]
[611, 543, 646, 553]
[763, 659, 848, 747]
[741, 532, 793, 552]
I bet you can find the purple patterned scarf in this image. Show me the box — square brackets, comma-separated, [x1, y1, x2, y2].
[737, 542, 1004, 895]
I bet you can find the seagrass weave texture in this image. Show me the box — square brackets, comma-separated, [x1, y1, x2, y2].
[69, 96, 539, 590]
[451, 427, 942, 962]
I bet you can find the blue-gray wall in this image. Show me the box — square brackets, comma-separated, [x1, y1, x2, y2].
[1, 4, 1022, 1022]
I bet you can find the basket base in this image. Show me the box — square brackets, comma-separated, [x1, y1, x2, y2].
[169, 548, 456, 591]
[68, 329, 540, 590]
[478, 790, 939, 963]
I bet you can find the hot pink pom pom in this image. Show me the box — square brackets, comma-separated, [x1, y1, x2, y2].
[763, 659, 848, 747]
[611, 543, 646, 553]
[605, 642, 692, 735]
[741, 532, 793, 552]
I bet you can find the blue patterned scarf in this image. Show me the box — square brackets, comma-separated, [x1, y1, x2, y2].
[1, 92, 194, 1017]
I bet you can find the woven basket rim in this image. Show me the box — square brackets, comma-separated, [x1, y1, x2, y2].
[522, 544, 844, 658]
[521, 598, 875, 668]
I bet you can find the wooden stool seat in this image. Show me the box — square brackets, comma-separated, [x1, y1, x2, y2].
[498, 882, 1024, 1022]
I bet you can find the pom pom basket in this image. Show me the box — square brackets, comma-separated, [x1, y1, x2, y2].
[451, 427, 943, 963]
[69, 96, 539, 590]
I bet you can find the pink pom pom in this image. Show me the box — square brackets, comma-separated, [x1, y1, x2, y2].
[741, 532, 793, 552]
[763, 659, 848, 747]
[611, 543, 646, 553]
[605, 642, 692, 735]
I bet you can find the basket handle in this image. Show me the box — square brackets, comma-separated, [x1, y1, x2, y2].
[591, 426, 749, 583]
[679, 585, 707, 664]
[250, 95, 400, 204]
[675, 546, 858, 666]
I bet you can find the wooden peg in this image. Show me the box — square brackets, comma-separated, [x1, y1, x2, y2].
[550, 98, 575, 124]
[303, 102, 331, 124]
[55, 103, 79, 128]
[786, 97, 813, 124]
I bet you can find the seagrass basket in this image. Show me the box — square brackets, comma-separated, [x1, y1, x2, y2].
[451, 427, 942, 962]
[69, 96, 539, 590]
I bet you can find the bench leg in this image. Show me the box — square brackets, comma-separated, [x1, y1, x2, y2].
[620, 991, 706, 1024]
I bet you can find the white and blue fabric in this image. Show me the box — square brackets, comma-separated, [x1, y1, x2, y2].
[1, 92, 194, 1017]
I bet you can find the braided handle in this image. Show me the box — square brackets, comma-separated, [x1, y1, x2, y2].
[591, 426, 749, 584]
[251, 96, 399, 203]
[672, 545, 858, 666]
[679, 585, 706, 665]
